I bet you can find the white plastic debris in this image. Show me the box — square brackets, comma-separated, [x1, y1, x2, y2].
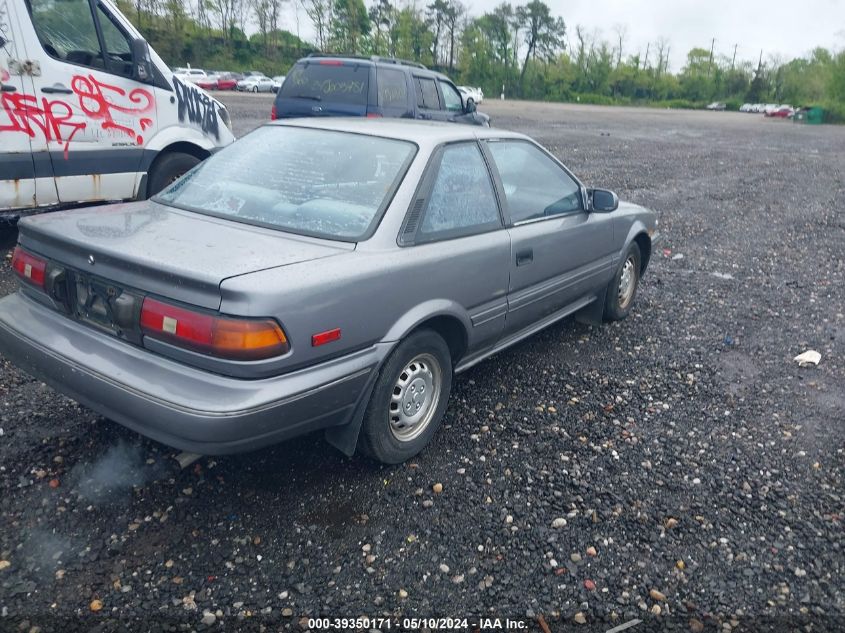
[793, 350, 821, 367]
[711, 272, 734, 280]
[671, 253, 685, 260]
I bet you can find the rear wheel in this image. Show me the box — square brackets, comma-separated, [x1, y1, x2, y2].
[146, 152, 201, 197]
[603, 242, 641, 321]
[358, 329, 452, 464]
[252, 85, 258, 93]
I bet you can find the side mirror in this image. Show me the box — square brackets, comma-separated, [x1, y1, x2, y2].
[590, 188, 619, 212]
[131, 39, 152, 82]
[464, 99, 477, 114]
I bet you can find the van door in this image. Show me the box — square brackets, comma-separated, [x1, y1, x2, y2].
[22, 0, 157, 204]
[0, 0, 59, 212]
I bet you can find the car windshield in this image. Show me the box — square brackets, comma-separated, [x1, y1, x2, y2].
[154, 127, 416, 241]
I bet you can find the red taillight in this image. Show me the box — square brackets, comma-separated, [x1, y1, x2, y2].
[140, 297, 289, 361]
[366, 112, 383, 118]
[11, 246, 47, 289]
[318, 60, 343, 66]
[270, 104, 277, 120]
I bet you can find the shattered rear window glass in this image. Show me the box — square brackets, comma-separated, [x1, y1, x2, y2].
[154, 127, 416, 241]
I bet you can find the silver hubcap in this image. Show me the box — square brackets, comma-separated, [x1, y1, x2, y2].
[617, 256, 637, 308]
[389, 353, 442, 442]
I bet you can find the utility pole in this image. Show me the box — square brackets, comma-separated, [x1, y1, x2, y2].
[665, 45, 670, 74]
[731, 43, 738, 69]
[643, 42, 650, 70]
[708, 37, 715, 75]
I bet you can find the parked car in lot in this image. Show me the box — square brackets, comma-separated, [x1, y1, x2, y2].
[273, 54, 489, 126]
[0, 118, 658, 464]
[238, 75, 276, 92]
[739, 103, 752, 112]
[193, 73, 219, 90]
[215, 73, 239, 90]
[706, 102, 726, 111]
[765, 105, 794, 118]
[458, 85, 484, 105]
[175, 68, 208, 83]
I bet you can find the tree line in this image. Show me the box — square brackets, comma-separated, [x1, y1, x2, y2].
[119, 0, 845, 120]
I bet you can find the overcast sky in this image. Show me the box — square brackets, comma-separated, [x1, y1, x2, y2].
[282, 0, 844, 72]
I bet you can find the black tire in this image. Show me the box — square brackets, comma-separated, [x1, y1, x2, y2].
[146, 152, 201, 197]
[603, 241, 642, 321]
[252, 86, 258, 93]
[358, 329, 452, 464]
[466, 97, 475, 107]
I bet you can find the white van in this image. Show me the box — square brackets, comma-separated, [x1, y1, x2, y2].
[0, 0, 235, 218]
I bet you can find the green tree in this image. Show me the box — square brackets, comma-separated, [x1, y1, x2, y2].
[515, 0, 566, 88]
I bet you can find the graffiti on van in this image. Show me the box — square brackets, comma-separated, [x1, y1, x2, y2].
[173, 76, 219, 139]
[71, 74, 154, 144]
[0, 74, 154, 158]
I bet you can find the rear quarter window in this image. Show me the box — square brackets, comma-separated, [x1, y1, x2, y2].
[280, 62, 370, 105]
[377, 68, 409, 111]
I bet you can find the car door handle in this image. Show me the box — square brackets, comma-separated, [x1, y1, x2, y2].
[41, 84, 73, 94]
[516, 249, 533, 266]
[1, 84, 17, 92]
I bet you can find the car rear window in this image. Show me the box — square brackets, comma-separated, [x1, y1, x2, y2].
[279, 62, 369, 105]
[154, 127, 416, 241]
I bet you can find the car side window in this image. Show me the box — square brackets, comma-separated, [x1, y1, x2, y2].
[378, 68, 408, 109]
[418, 143, 501, 239]
[416, 77, 440, 110]
[487, 141, 583, 223]
[439, 81, 463, 112]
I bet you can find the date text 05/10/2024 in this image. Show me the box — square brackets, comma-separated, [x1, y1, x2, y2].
[306, 617, 529, 630]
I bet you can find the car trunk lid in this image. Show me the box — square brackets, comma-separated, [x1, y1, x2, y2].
[18, 200, 352, 310]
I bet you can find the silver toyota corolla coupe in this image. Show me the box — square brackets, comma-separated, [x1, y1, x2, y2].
[0, 119, 660, 464]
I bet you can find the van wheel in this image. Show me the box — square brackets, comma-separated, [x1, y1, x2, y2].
[146, 152, 201, 197]
[358, 329, 452, 464]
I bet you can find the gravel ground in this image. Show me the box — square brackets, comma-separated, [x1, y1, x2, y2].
[0, 97, 843, 632]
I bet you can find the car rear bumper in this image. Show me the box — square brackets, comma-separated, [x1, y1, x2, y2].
[0, 292, 387, 455]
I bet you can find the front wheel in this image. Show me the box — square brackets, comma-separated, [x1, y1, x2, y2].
[146, 152, 201, 197]
[603, 242, 642, 321]
[252, 86, 258, 93]
[358, 329, 452, 464]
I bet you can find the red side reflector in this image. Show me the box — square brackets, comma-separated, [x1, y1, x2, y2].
[140, 297, 289, 361]
[312, 328, 341, 347]
[270, 104, 277, 120]
[318, 60, 343, 66]
[11, 246, 46, 289]
[366, 112, 383, 118]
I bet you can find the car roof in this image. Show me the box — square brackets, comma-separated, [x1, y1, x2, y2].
[294, 55, 454, 81]
[267, 118, 528, 145]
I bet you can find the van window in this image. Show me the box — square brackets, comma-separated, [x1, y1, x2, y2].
[416, 77, 440, 110]
[377, 68, 408, 110]
[439, 81, 463, 112]
[279, 62, 369, 105]
[29, 0, 132, 77]
[95, 4, 133, 77]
